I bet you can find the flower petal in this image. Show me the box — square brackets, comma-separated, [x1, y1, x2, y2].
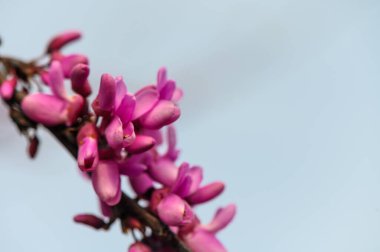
[149, 158, 178, 186]
[129, 172, 154, 195]
[92, 73, 116, 117]
[77, 137, 98, 172]
[116, 94, 135, 125]
[184, 229, 227, 252]
[92, 160, 121, 206]
[21, 93, 68, 126]
[139, 100, 180, 129]
[60, 54, 89, 78]
[203, 204, 236, 234]
[0, 77, 17, 100]
[125, 135, 155, 154]
[114, 76, 127, 109]
[132, 86, 159, 120]
[105, 116, 124, 150]
[159, 79, 175, 100]
[157, 194, 194, 226]
[49, 61, 66, 100]
[46, 30, 82, 53]
[156, 67, 167, 91]
[186, 182, 225, 205]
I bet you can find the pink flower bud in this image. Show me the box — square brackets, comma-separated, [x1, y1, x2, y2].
[116, 94, 135, 125]
[157, 194, 194, 226]
[139, 100, 180, 129]
[92, 74, 116, 117]
[186, 182, 225, 205]
[0, 77, 17, 100]
[21, 93, 68, 126]
[128, 242, 152, 252]
[73, 214, 105, 229]
[77, 137, 98, 171]
[46, 30, 82, 53]
[92, 160, 121, 206]
[149, 158, 178, 186]
[70, 63, 91, 97]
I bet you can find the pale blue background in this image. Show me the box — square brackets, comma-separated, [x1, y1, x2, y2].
[0, 0, 380, 251]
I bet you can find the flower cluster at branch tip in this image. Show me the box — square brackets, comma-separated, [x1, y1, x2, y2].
[0, 31, 236, 252]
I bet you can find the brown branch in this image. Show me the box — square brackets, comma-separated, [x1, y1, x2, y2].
[1, 58, 191, 252]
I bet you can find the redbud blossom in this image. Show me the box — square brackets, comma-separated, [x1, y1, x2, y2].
[0, 77, 17, 100]
[157, 194, 194, 227]
[92, 160, 121, 206]
[73, 214, 106, 230]
[46, 30, 81, 53]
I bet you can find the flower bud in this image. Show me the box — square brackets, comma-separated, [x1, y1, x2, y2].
[70, 63, 91, 97]
[157, 194, 194, 226]
[92, 161, 121, 206]
[46, 30, 81, 53]
[73, 214, 105, 229]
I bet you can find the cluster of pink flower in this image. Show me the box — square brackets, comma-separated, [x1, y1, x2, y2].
[1, 31, 236, 252]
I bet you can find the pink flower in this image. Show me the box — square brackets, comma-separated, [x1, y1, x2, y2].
[157, 193, 194, 227]
[77, 123, 99, 172]
[182, 204, 236, 252]
[92, 160, 121, 206]
[21, 61, 84, 126]
[70, 63, 92, 97]
[0, 76, 17, 100]
[46, 30, 82, 53]
[132, 68, 181, 130]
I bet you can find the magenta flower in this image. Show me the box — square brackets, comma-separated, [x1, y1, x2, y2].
[73, 214, 106, 230]
[77, 123, 99, 172]
[92, 160, 121, 206]
[46, 30, 82, 53]
[132, 68, 181, 130]
[21, 61, 84, 126]
[183, 204, 236, 252]
[157, 193, 194, 227]
[70, 63, 92, 97]
[0, 76, 17, 100]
